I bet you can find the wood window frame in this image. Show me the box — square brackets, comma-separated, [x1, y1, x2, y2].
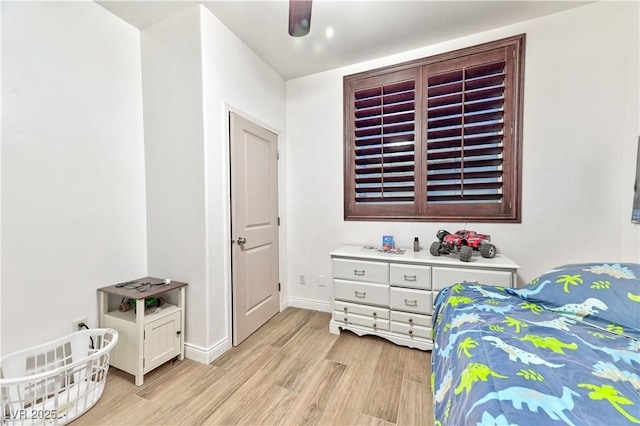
[344, 34, 525, 222]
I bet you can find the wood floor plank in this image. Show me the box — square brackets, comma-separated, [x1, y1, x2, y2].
[280, 360, 347, 426]
[361, 342, 408, 424]
[204, 383, 296, 425]
[270, 309, 316, 348]
[202, 327, 335, 425]
[274, 327, 338, 392]
[396, 380, 430, 426]
[256, 390, 299, 426]
[304, 311, 332, 330]
[403, 345, 431, 385]
[359, 414, 397, 426]
[325, 329, 384, 366]
[315, 359, 378, 425]
[211, 308, 310, 369]
[317, 332, 385, 425]
[72, 374, 140, 425]
[75, 308, 434, 426]
[135, 359, 217, 402]
[137, 345, 279, 425]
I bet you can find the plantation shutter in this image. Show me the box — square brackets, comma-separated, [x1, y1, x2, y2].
[423, 47, 516, 218]
[345, 68, 421, 218]
[344, 35, 523, 222]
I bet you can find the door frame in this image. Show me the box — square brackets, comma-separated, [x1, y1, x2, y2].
[224, 106, 284, 348]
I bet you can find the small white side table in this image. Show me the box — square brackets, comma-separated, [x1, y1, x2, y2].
[98, 277, 187, 386]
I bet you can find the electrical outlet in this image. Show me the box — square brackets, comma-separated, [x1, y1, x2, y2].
[300, 274, 306, 285]
[318, 275, 326, 287]
[72, 317, 88, 332]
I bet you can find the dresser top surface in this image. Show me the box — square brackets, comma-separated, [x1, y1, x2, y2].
[331, 244, 521, 269]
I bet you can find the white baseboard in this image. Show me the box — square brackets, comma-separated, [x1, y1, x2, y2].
[286, 296, 332, 313]
[280, 297, 290, 311]
[184, 338, 230, 364]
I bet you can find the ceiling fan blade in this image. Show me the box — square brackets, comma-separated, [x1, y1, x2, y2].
[289, 0, 313, 37]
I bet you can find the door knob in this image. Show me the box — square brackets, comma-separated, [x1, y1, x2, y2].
[237, 237, 247, 245]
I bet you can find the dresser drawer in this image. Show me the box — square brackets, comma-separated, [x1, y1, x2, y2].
[333, 311, 389, 331]
[390, 264, 431, 290]
[390, 321, 431, 339]
[333, 258, 388, 284]
[432, 267, 513, 290]
[334, 279, 389, 307]
[390, 287, 432, 314]
[390, 310, 431, 327]
[334, 300, 389, 320]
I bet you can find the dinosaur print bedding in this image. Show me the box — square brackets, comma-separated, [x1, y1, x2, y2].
[431, 262, 640, 426]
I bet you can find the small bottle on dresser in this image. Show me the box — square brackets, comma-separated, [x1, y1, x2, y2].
[413, 237, 420, 252]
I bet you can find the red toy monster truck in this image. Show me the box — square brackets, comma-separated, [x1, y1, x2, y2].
[429, 229, 497, 262]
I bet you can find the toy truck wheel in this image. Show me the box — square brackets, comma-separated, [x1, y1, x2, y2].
[436, 229, 450, 242]
[479, 243, 496, 258]
[459, 245, 473, 262]
[430, 241, 442, 256]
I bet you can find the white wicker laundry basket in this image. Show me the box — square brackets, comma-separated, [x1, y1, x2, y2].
[1, 328, 118, 425]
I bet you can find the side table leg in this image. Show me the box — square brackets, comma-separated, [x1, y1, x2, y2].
[135, 297, 145, 386]
[98, 291, 107, 328]
[179, 287, 185, 360]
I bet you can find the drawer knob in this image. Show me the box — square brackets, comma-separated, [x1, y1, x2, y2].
[344, 306, 348, 312]
[355, 291, 366, 298]
[353, 269, 365, 276]
[344, 317, 348, 322]
[372, 323, 377, 328]
[404, 274, 417, 281]
[373, 312, 377, 317]
[408, 329, 413, 335]
[408, 318, 413, 324]
[404, 299, 418, 306]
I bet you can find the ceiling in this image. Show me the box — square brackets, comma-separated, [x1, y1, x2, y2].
[98, 0, 591, 80]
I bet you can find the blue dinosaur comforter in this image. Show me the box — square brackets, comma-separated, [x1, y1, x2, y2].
[431, 263, 640, 426]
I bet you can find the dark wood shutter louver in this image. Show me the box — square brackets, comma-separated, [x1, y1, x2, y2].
[426, 60, 506, 204]
[353, 80, 416, 204]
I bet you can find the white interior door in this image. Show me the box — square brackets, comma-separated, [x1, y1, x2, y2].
[230, 112, 280, 346]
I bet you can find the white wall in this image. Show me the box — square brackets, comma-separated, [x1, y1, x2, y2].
[141, 5, 286, 359]
[199, 6, 286, 353]
[1, 2, 147, 355]
[285, 1, 640, 309]
[141, 6, 209, 355]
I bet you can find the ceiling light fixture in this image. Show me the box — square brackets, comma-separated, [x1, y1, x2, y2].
[289, 0, 313, 37]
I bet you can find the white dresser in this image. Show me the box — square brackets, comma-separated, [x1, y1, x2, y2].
[329, 245, 521, 350]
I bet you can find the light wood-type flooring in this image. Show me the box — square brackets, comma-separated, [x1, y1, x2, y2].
[75, 308, 433, 425]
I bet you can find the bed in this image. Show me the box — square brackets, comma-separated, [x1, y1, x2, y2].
[431, 262, 640, 426]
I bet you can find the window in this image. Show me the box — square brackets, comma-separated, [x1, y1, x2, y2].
[344, 35, 525, 222]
